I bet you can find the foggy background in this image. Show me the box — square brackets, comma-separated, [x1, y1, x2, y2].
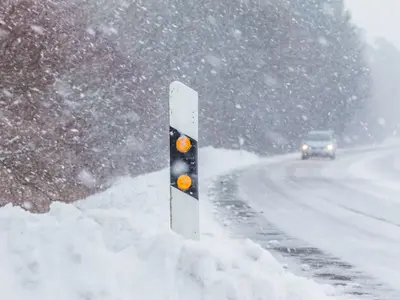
[345, 0, 400, 140]
[0, 0, 398, 211]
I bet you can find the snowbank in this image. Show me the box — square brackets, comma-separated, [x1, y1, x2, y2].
[0, 147, 346, 300]
[348, 148, 400, 192]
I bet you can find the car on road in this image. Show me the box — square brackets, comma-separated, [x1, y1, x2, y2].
[300, 130, 337, 160]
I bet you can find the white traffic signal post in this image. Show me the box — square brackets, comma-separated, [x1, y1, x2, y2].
[169, 81, 200, 240]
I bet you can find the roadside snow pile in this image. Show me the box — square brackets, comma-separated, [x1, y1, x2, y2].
[348, 148, 400, 192]
[0, 147, 346, 300]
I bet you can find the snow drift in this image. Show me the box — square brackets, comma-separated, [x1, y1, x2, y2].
[0, 147, 347, 300]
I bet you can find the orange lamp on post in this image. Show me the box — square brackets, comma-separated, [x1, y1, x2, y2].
[177, 174, 192, 191]
[176, 136, 191, 153]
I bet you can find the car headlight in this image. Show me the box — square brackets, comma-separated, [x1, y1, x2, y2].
[326, 144, 333, 150]
[301, 144, 308, 151]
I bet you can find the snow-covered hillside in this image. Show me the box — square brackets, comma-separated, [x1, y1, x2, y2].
[0, 147, 347, 300]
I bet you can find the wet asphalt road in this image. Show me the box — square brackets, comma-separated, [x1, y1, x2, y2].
[209, 172, 400, 300]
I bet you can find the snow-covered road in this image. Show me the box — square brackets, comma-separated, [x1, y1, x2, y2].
[215, 144, 400, 298]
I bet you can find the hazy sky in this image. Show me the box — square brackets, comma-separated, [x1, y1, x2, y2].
[344, 0, 400, 48]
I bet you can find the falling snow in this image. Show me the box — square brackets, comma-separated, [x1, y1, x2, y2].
[30, 24, 45, 35]
[77, 169, 97, 188]
[171, 160, 189, 176]
[318, 36, 329, 46]
[0, 0, 394, 211]
[205, 55, 221, 68]
[2, 89, 12, 97]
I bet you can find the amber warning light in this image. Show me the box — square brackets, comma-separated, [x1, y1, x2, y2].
[177, 174, 192, 191]
[176, 135, 191, 153]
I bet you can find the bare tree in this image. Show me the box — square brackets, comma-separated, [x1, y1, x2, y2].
[0, 0, 144, 212]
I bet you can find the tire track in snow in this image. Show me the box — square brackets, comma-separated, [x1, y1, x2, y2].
[249, 164, 400, 245]
[284, 160, 400, 230]
[209, 172, 400, 300]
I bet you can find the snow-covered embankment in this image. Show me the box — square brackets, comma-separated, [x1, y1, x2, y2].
[0, 147, 346, 300]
